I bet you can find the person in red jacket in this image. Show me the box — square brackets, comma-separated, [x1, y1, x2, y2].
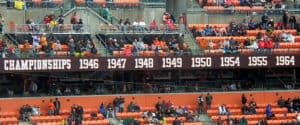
[265, 37, 274, 54]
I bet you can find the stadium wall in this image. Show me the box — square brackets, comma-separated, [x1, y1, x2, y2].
[0, 90, 299, 114]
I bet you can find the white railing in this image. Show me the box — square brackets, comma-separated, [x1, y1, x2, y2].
[12, 24, 91, 34]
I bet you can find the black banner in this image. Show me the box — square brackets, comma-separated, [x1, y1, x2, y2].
[1, 54, 300, 72]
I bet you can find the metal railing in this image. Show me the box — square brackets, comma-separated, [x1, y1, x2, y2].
[2, 47, 300, 59]
[6, 1, 63, 9]
[98, 24, 183, 34]
[11, 24, 91, 34]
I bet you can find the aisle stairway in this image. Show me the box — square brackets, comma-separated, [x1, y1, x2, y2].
[184, 31, 203, 55]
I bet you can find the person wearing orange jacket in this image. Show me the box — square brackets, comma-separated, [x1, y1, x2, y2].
[48, 99, 55, 115]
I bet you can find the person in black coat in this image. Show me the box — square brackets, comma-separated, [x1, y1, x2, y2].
[53, 98, 61, 115]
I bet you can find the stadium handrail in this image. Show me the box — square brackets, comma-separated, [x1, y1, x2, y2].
[10, 24, 91, 34]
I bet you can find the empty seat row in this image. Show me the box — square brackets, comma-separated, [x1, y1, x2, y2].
[0, 117, 19, 125]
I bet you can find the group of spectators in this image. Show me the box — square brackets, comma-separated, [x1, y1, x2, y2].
[106, 35, 191, 56]
[47, 98, 61, 116]
[117, 18, 148, 33]
[18, 34, 97, 58]
[25, 12, 84, 33]
[191, 12, 299, 54]
[192, 12, 298, 38]
[19, 104, 41, 122]
[98, 96, 126, 119]
[68, 104, 84, 125]
[114, 11, 181, 33]
[215, 94, 300, 125]
[200, 0, 285, 9]
[67, 35, 98, 57]
[241, 94, 257, 115]
[198, 93, 213, 113]
[141, 100, 193, 124]
[278, 96, 300, 113]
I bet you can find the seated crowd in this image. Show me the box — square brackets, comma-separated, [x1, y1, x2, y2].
[210, 94, 300, 125]
[13, 96, 203, 125]
[17, 34, 97, 58]
[200, 0, 285, 9]
[278, 96, 300, 113]
[106, 35, 191, 57]
[190, 12, 300, 54]
[191, 12, 298, 37]
[114, 12, 178, 33]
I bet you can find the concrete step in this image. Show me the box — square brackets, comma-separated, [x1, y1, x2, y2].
[92, 36, 110, 57]
[197, 114, 215, 125]
[184, 32, 202, 55]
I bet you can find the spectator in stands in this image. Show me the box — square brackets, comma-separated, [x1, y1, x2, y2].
[217, 116, 223, 125]
[203, 25, 213, 36]
[240, 117, 248, 125]
[267, 19, 275, 32]
[26, 19, 37, 32]
[127, 101, 141, 112]
[292, 97, 300, 111]
[71, 12, 78, 24]
[289, 14, 297, 29]
[282, 12, 289, 29]
[48, 99, 55, 115]
[23, 40, 31, 55]
[265, 104, 275, 119]
[40, 33, 48, 51]
[31, 105, 40, 116]
[71, 104, 77, 121]
[29, 80, 38, 96]
[0, 19, 3, 34]
[240, 0, 252, 7]
[198, 94, 204, 113]
[113, 96, 125, 113]
[287, 102, 295, 113]
[149, 19, 159, 31]
[277, 96, 285, 108]
[50, 18, 58, 32]
[58, 15, 64, 31]
[139, 19, 147, 32]
[218, 104, 230, 115]
[206, 93, 213, 110]
[258, 119, 268, 125]
[99, 103, 106, 116]
[53, 98, 61, 115]
[286, 32, 295, 42]
[53, 40, 62, 51]
[132, 19, 139, 32]
[19, 104, 32, 122]
[172, 117, 181, 125]
[106, 105, 116, 118]
[124, 45, 132, 56]
[117, 19, 124, 31]
[44, 15, 51, 25]
[241, 94, 247, 105]
[258, 38, 265, 54]
[241, 104, 250, 115]
[261, 13, 269, 29]
[76, 105, 83, 125]
[101, 4, 112, 23]
[229, 37, 238, 54]
[90, 44, 98, 55]
[124, 18, 131, 32]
